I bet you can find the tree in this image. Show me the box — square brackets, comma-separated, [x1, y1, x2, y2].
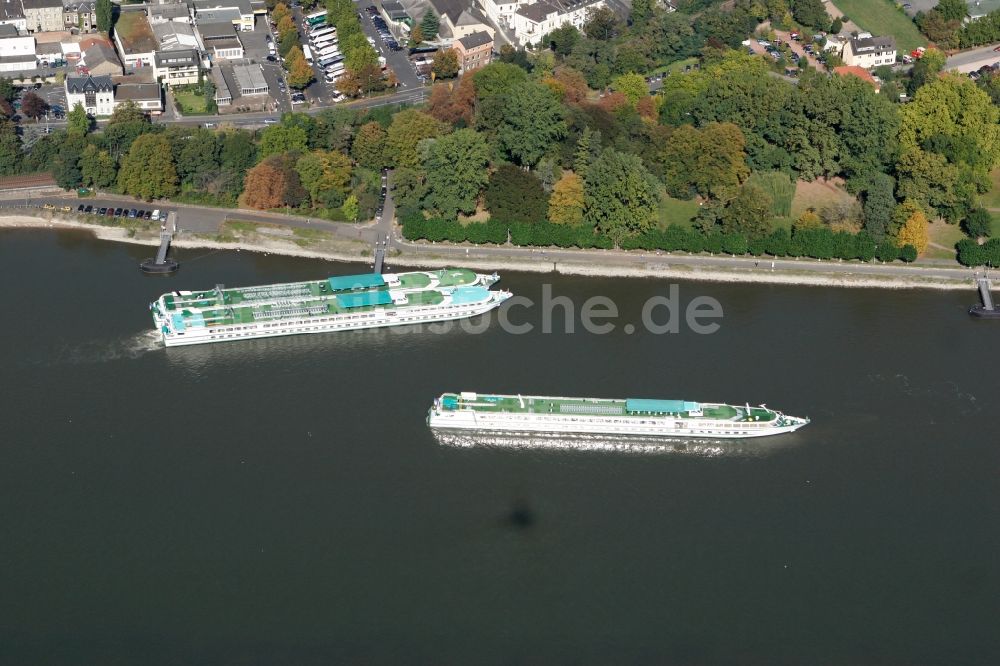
[409, 24, 424, 46]
[420, 10, 439, 40]
[386, 109, 447, 168]
[548, 172, 585, 225]
[583, 6, 619, 40]
[279, 28, 298, 57]
[67, 102, 89, 136]
[351, 121, 387, 169]
[963, 207, 992, 238]
[239, 157, 289, 209]
[432, 48, 460, 79]
[0, 119, 19, 175]
[79, 144, 116, 189]
[342, 193, 359, 221]
[544, 24, 580, 57]
[52, 136, 85, 189]
[220, 130, 257, 173]
[427, 76, 476, 125]
[719, 183, 773, 239]
[20, 92, 48, 120]
[897, 207, 929, 255]
[424, 128, 490, 219]
[392, 166, 428, 212]
[611, 72, 648, 106]
[295, 149, 352, 207]
[861, 172, 896, 241]
[96, 0, 112, 33]
[117, 134, 178, 200]
[936, 0, 968, 22]
[630, 0, 652, 27]
[830, 17, 842, 34]
[271, 2, 289, 24]
[286, 46, 314, 88]
[584, 148, 660, 244]
[791, 0, 827, 29]
[661, 122, 749, 200]
[102, 101, 151, 161]
[908, 48, 946, 93]
[485, 165, 548, 224]
[175, 127, 220, 186]
[497, 82, 566, 167]
[259, 123, 308, 158]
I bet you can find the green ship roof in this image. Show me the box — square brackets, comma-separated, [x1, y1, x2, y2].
[626, 399, 700, 413]
[337, 290, 392, 309]
[328, 274, 385, 291]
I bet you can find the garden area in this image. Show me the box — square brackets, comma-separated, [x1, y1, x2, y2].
[172, 82, 217, 116]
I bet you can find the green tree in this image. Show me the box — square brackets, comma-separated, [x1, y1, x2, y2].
[584, 148, 660, 244]
[791, 0, 827, 29]
[175, 127, 220, 185]
[96, 0, 112, 33]
[544, 24, 580, 57]
[630, 0, 652, 27]
[611, 72, 648, 106]
[962, 207, 992, 238]
[719, 182, 773, 239]
[0, 119, 21, 175]
[351, 121, 387, 169]
[936, 0, 968, 22]
[432, 48, 460, 79]
[861, 172, 896, 241]
[220, 130, 257, 172]
[548, 172, 585, 225]
[52, 135, 85, 189]
[424, 128, 490, 219]
[420, 10, 439, 40]
[386, 109, 447, 168]
[485, 165, 548, 224]
[67, 102, 89, 136]
[497, 82, 566, 167]
[583, 6, 619, 40]
[342, 193, 360, 221]
[908, 48, 947, 93]
[79, 144, 117, 188]
[101, 101, 152, 161]
[391, 166, 428, 212]
[117, 133, 178, 199]
[296, 149, 352, 207]
[259, 124, 309, 158]
[661, 122, 749, 200]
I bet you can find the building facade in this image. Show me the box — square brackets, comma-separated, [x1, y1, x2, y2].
[114, 82, 163, 113]
[22, 0, 64, 33]
[1, 1, 28, 34]
[65, 74, 115, 115]
[842, 33, 896, 69]
[63, 2, 96, 32]
[454, 30, 491, 73]
[153, 48, 199, 85]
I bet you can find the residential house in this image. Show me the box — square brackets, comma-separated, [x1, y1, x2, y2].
[841, 33, 896, 69]
[113, 8, 158, 67]
[483, 0, 520, 29]
[153, 47, 199, 85]
[114, 82, 162, 113]
[192, 0, 254, 32]
[0, 25, 35, 71]
[22, 0, 63, 33]
[63, 2, 96, 33]
[511, 0, 605, 46]
[80, 38, 122, 75]
[0, 2, 27, 35]
[198, 20, 243, 60]
[453, 30, 491, 73]
[65, 73, 114, 115]
[425, 0, 494, 43]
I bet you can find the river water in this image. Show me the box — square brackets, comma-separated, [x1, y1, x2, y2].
[1, 229, 998, 664]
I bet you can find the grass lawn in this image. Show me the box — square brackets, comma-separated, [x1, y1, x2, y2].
[833, 0, 927, 54]
[789, 178, 856, 218]
[173, 89, 208, 115]
[657, 195, 701, 228]
[926, 220, 964, 260]
[648, 58, 699, 78]
[977, 168, 1000, 210]
[990, 211, 1000, 237]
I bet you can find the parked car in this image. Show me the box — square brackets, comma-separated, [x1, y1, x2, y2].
[143, 210, 152, 220]
[128, 209, 137, 218]
[105, 208, 114, 217]
[77, 204, 85, 212]
[84, 205, 93, 213]
[113, 207, 123, 216]
[151, 209, 160, 221]
[98, 207, 107, 215]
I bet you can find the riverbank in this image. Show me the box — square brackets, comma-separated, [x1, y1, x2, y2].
[0, 212, 980, 290]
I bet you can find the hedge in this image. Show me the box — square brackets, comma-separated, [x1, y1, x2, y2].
[957, 238, 1000, 267]
[401, 213, 917, 262]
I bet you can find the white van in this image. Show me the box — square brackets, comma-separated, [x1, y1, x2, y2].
[151, 209, 161, 221]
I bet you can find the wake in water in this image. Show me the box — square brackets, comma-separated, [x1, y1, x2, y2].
[431, 429, 798, 458]
[40, 329, 163, 366]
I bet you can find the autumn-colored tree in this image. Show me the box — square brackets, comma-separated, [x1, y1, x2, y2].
[277, 14, 295, 37]
[272, 2, 289, 24]
[598, 91, 629, 113]
[426, 76, 475, 125]
[409, 24, 424, 46]
[335, 70, 360, 97]
[286, 47, 314, 88]
[636, 96, 657, 121]
[794, 210, 822, 231]
[432, 48, 460, 79]
[611, 72, 648, 106]
[542, 66, 589, 105]
[351, 121, 387, 169]
[548, 172, 585, 225]
[20, 92, 48, 120]
[295, 149, 352, 207]
[897, 206, 929, 256]
[239, 157, 288, 209]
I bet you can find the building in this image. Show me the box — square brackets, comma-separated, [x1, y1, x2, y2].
[0, 25, 35, 71]
[0, 2, 27, 35]
[63, 1, 96, 33]
[113, 9, 158, 67]
[151, 20, 200, 51]
[198, 20, 243, 60]
[192, 0, 254, 32]
[147, 3, 190, 24]
[114, 82, 163, 113]
[153, 47, 199, 85]
[841, 33, 896, 69]
[511, 0, 604, 46]
[425, 0, 494, 42]
[379, 0, 410, 40]
[453, 30, 491, 73]
[80, 38, 122, 75]
[65, 73, 114, 115]
[22, 0, 64, 33]
[483, 0, 520, 29]
[213, 61, 267, 109]
[833, 65, 881, 92]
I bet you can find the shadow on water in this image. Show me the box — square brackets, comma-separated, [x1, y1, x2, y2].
[431, 429, 801, 458]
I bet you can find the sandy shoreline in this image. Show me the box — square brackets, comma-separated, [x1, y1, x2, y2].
[0, 213, 978, 290]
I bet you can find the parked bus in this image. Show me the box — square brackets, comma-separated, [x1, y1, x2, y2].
[324, 56, 346, 69]
[305, 10, 327, 26]
[302, 44, 313, 64]
[317, 55, 342, 67]
[312, 36, 338, 50]
[309, 25, 335, 39]
[316, 44, 340, 56]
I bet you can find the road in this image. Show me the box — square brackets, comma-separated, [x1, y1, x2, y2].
[945, 44, 1000, 73]
[0, 189, 977, 287]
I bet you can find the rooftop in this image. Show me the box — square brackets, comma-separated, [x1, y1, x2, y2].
[20, 0, 62, 9]
[151, 20, 198, 50]
[193, 0, 252, 15]
[0, 24, 19, 38]
[155, 48, 199, 67]
[0, 3, 24, 21]
[197, 20, 237, 39]
[114, 82, 161, 101]
[458, 30, 491, 50]
[850, 34, 896, 53]
[232, 62, 266, 91]
[114, 10, 158, 55]
[195, 7, 241, 23]
[66, 74, 113, 93]
[147, 3, 190, 22]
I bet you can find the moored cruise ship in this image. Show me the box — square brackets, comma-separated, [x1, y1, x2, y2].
[151, 269, 511, 347]
[428, 392, 809, 439]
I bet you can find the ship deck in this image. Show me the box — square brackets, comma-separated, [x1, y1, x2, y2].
[442, 394, 776, 422]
